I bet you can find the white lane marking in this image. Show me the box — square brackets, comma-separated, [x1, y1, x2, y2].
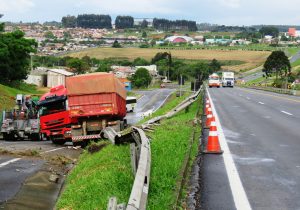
[281, 111, 293, 116]
[258, 102, 265, 105]
[246, 97, 251, 100]
[137, 95, 145, 101]
[207, 89, 252, 210]
[40, 147, 65, 154]
[0, 158, 21, 168]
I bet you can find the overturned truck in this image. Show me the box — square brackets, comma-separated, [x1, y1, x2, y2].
[66, 73, 127, 145]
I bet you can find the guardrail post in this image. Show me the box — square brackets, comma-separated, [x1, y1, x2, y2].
[130, 143, 138, 175]
[108, 197, 118, 210]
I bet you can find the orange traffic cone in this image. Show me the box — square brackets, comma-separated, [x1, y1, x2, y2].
[205, 114, 215, 128]
[204, 120, 223, 154]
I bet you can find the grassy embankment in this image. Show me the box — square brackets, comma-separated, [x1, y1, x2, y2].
[0, 83, 43, 111]
[57, 91, 201, 209]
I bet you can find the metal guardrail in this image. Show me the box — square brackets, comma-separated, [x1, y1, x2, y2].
[108, 86, 203, 210]
[126, 127, 151, 210]
[245, 85, 300, 96]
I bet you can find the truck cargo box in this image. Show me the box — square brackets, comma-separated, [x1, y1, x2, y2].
[66, 73, 126, 119]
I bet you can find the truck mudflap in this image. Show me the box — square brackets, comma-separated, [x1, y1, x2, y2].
[72, 127, 121, 144]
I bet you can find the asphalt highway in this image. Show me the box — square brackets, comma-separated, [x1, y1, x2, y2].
[126, 88, 174, 125]
[202, 87, 300, 210]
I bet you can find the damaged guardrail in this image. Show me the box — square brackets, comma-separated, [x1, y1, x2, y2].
[108, 86, 203, 210]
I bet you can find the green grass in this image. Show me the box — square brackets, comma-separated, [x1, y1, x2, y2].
[287, 47, 300, 56]
[56, 142, 134, 210]
[292, 59, 300, 67]
[0, 83, 41, 111]
[147, 96, 201, 209]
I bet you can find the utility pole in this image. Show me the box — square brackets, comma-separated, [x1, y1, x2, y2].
[180, 75, 182, 97]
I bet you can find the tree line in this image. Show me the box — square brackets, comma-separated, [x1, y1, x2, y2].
[61, 14, 197, 31]
[153, 18, 197, 31]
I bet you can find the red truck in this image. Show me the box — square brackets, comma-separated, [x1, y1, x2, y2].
[38, 85, 76, 145]
[66, 73, 127, 145]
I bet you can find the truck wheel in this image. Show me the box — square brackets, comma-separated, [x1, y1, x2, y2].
[51, 138, 66, 145]
[30, 133, 41, 141]
[4, 133, 14, 141]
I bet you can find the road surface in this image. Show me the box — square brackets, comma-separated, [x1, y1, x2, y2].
[126, 88, 174, 125]
[0, 140, 81, 209]
[201, 87, 300, 210]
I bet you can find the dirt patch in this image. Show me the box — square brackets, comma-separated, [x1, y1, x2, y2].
[87, 142, 108, 154]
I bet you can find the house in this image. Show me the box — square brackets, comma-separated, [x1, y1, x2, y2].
[111, 66, 135, 78]
[47, 69, 74, 88]
[164, 36, 194, 43]
[118, 78, 132, 91]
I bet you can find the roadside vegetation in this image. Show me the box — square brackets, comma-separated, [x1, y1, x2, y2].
[147, 96, 201, 209]
[57, 90, 201, 209]
[0, 83, 43, 111]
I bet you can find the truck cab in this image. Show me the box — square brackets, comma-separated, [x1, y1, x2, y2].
[222, 72, 235, 87]
[38, 85, 75, 145]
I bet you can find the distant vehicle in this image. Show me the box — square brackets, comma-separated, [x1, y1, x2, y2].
[208, 73, 221, 88]
[222, 72, 235, 87]
[126, 96, 137, 112]
[160, 83, 166, 88]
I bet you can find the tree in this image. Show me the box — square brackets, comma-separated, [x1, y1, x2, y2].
[67, 58, 90, 74]
[259, 26, 279, 37]
[133, 57, 150, 66]
[0, 14, 4, 32]
[0, 28, 37, 83]
[115, 16, 134, 29]
[112, 40, 122, 48]
[61, 15, 77, 28]
[77, 14, 112, 29]
[142, 31, 147, 38]
[131, 68, 152, 88]
[263, 51, 291, 78]
[141, 19, 148, 29]
[44, 31, 56, 39]
[209, 59, 221, 73]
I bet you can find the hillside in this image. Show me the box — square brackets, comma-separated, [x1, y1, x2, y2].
[0, 83, 45, 111]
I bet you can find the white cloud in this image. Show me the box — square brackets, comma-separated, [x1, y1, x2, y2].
[218, 0, 241, 8]
[0, 0, 35, 13]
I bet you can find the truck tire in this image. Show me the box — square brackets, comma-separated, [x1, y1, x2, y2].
[30, 133, 41, 141]
[3, 133, 15, 141]
[51, 138, 66, 145]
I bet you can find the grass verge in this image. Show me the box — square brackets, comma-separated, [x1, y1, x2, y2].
[56, 142, 133, 209]
[147, 96, 201, 209]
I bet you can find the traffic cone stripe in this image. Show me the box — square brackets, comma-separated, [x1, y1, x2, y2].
[209, 131, 218, 136]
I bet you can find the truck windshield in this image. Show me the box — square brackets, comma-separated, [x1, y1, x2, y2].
[225, 78, 234, 81]
[39, 101, 66, 116]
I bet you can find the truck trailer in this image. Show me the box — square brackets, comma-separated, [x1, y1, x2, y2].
[66, 73, 127, 144]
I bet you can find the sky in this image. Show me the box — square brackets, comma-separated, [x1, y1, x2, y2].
[0, 0, 300, 26]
